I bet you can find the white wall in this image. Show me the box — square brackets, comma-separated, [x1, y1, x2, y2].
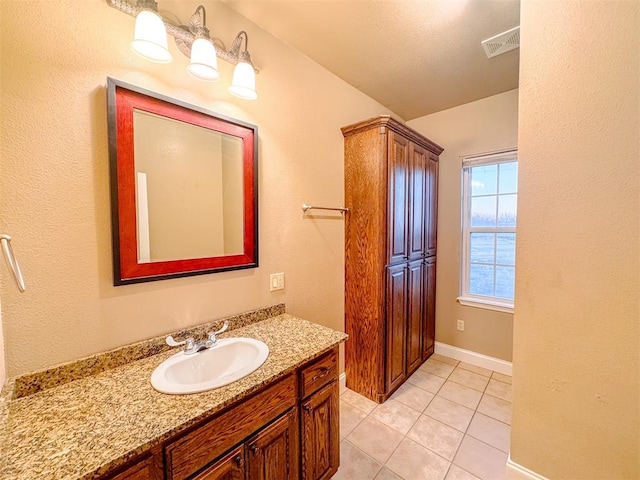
[511, 0, 639, 477]
[408, 89, 518, 361]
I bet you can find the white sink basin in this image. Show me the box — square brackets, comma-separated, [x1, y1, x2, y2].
[151, 338, 269, 394]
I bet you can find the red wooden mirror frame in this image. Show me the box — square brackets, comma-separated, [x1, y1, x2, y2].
[107, 78, 258, 285]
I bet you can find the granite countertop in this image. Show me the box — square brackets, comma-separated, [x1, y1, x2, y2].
[0, 313, 347, 479]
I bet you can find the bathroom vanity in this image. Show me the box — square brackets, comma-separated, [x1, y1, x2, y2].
[0, 307, 346, 480]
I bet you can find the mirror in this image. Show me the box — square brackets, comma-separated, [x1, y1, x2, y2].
[107, 78, 258, 285]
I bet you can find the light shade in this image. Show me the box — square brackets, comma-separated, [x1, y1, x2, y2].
[130, 10, 172, 64]
[228, 61, 257, 100]
[187, 37, 220, 81]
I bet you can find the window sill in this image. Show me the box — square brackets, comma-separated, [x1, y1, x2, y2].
[457, 296, 514, 314]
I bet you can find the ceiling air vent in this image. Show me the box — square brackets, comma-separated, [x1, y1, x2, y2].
[481, 26, 520, 58]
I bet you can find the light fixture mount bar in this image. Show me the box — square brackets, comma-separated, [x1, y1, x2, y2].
[106, 0, 259, 73]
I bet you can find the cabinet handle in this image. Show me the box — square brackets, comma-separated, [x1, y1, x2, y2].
[303, 404, 313, 414]
[311, 367, 331, 382]
[250, 444, 260, 454]
[234, 455, 244, 467]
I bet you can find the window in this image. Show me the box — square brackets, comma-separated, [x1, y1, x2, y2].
[459, 150, 517, 312]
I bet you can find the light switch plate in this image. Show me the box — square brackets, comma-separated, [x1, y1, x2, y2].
[270, 272, 285, 291]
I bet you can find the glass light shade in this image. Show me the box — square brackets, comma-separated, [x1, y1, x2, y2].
[187, 38, 220, 81]
[228, 61, 258, 100]
[130, 10, 172, 64]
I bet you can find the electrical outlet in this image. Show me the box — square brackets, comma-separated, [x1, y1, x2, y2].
[457, 319, 465, 332]
[270, 272, 285, 291]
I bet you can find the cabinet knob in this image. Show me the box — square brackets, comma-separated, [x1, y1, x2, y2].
[234, 455, 244, 467]
[303, 405, 313, 413]
[250, 444, 260, 454]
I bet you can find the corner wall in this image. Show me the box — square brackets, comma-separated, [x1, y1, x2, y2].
[408, 89, 518, 362]
[0, 1, 395, 376]
[512, 0, 639, 477]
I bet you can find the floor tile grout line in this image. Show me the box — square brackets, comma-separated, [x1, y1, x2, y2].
[339, 355, 511, 479]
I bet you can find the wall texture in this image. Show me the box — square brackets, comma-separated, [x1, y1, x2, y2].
[0, 0, 394, 377]
[512, 0, 639, 477]
[408, 90, 518, 362]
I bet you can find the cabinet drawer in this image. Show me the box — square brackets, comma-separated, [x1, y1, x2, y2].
[165, 375, 296, 480]
[299, 349, 338, 398]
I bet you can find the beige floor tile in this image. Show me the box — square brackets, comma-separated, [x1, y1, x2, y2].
[467, 413, 511, 453]
[407, 415, 464, 461]
[390, 381, 435, 412]
[485, 379, 512, 402]
[342, 388, 379, 414]
[374, 467, 403, 480]
[424, 396, 475, 432]
[333, 440, 383, 480]
[457, 362, 492, 378]
[437, 381, 483, 410]
[340, 400, 367, 439]
[453, 436, 508, 480]
[491, 372, 512, 385]
[448, 368, 490, 392]
[430, 354, 460, 366]
[445, 465, 481, 480]
[386, 438, 451, 480]
[347, 416, 404, 464]
[407, 370, 446, 394]
[370, 398, 421, 435]
[477, 394, 512, 425]
[420, 359, 456, 378]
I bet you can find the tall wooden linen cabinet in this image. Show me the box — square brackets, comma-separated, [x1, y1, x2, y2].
[342, 116, 443, 403]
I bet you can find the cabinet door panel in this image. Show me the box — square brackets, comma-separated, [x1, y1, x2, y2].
[426, 156, 439, 256]
[247, 409, 298, 480]
[190, 446, 245, 480]
[407, 260, 424, 374]
[408, 143, 427, 260]
[388, 132, 410, 264]
[422, 258, 436, 360]
[386, 263, 407, 392]
[301, 382, 339, 480]
[108, 455, 161, 480]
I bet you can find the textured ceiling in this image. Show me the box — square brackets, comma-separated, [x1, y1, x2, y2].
[223, 0, 520, 120]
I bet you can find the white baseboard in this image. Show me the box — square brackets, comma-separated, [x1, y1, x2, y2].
[339, 372, 347, 394]
[505, 457, 549, 480]
[434, 342, 512, 376]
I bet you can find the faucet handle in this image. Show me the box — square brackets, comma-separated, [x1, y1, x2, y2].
[207, 321, 229, 344]
[166, 335, 195, 349]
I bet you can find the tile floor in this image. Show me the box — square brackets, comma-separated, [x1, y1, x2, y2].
[335, 354, 512, 480]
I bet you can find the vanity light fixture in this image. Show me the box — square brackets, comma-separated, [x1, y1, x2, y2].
[228, 31, 258, 100]
[186, 5, 220, 81]
[107, 0, 259, 98]
[129, 0, 172, 63]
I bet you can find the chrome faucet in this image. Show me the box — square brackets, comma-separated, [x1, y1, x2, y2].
[166, 321, 229, 354]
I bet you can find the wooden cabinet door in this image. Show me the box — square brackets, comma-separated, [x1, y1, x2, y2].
[408, 143, 427, 260]
[388, 132, 410, 264]
[426, 155, 439, 256]
[386, 263, 408, 392]
[407, 260, 424, 375]
[108, 455, 161, 480]
[301, 382, 339, 480]
[190, 446, 245, 480]
[422, 257, 437, 360]
[246, 409, 298, 480]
